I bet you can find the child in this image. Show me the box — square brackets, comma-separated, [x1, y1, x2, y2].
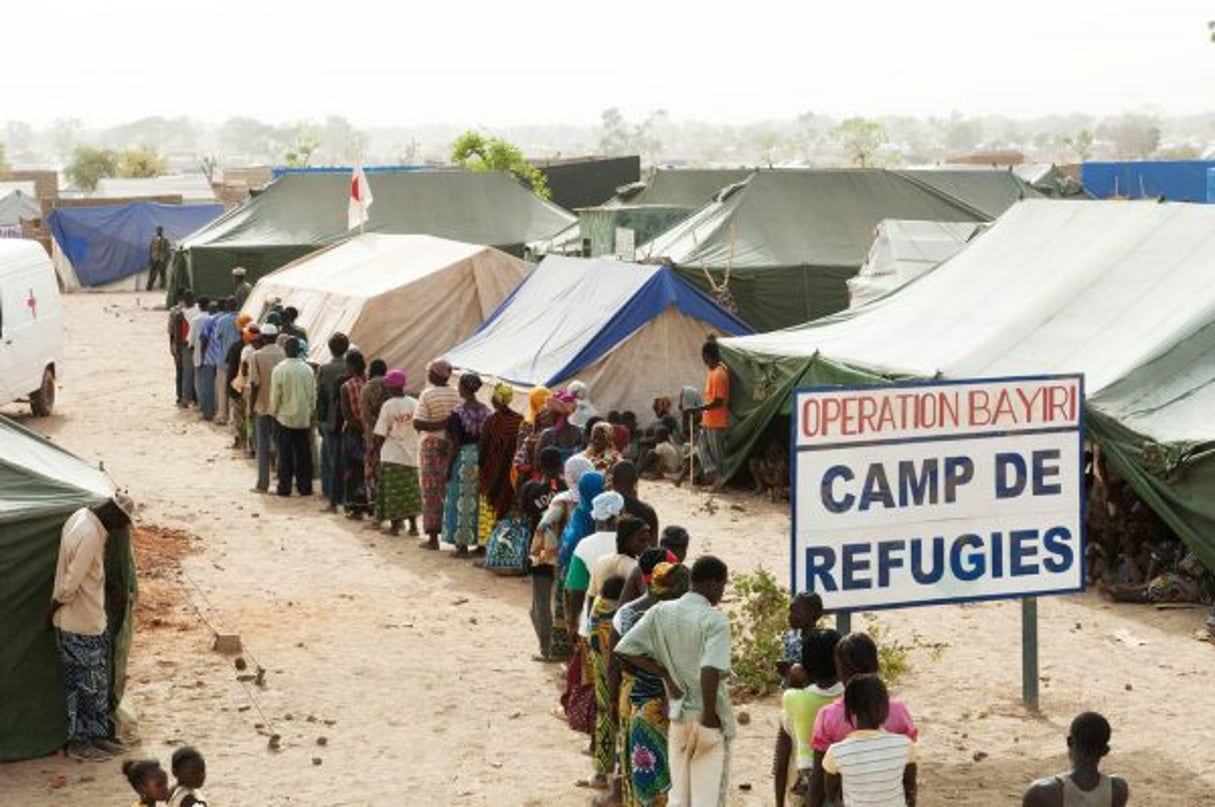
[776, 629, 843, 807]
[822, 674, 917, 807]
[168, 746, 208, 807]
[1022, 711, 1129, 807]
[123, 759, 170, 807]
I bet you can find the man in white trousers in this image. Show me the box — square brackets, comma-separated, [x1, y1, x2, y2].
[615, 555, 734, 806]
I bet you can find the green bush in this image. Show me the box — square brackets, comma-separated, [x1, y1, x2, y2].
[726, 567, 790, 698]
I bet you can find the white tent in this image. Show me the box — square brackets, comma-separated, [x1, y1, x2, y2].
[242, 234, 532, 392]
[847, 219, 982, 307]
[93, 175, 218, 203]
[444, 256, 752, 416]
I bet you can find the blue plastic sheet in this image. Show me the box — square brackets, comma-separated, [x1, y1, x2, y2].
[48, 202, 223, 287]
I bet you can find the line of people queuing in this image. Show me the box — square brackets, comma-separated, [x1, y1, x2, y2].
[159, 297, 1133, 806]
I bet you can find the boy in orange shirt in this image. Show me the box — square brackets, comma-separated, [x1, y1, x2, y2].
[691, 336, 730, 488]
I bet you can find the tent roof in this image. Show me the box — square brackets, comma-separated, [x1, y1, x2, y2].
[180, 169, 575, 252]
[0, 416, 114, 523]
[48, 201, 223, 287]
[256, 233, 504, 298]
[723, 200, 1215, 395]
[444, 255, 752, 386]
[93, 175, 217, 203]
[639, 168, 1033, 270]
[0, 189, 41, 227]
[896, 168, 1041, 219]
[608, 168, 755, 209]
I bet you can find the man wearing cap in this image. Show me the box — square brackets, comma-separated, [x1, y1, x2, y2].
[247, 325, 286, 493]
[232, 266, 253, 309]
[49, 494, 135, 761]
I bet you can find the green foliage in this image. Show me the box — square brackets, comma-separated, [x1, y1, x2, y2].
[65, 146, 119, 191]
[117, 146, 167, 178]
[450, 130, 550, 199]
[726, 567, 791, 698]
[830, 117, 889, 168]
[1059, 128, 1095, 162]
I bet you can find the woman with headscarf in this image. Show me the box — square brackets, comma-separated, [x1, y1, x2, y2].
[338, 350, 371, 519]
[442, 372, 491, 557]
[370, 370, 422, 536]
[512, 386, 552, 486]
[539, 389, 585, 465]
[532, 455, 595, 661]
[479, 382, 524, 523]
[413, 359, 461, 550]
[612, 561, 691, 807]
[568, 380, 598, 429]
[582, 421, 624, 475]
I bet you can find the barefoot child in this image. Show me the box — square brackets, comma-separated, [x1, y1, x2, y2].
[168, 746, 208, 807]
[823, 674, 917, 807]
[123, 759, 170, 807]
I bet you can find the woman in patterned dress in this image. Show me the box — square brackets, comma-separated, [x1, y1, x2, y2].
[442, 373, 491, 556]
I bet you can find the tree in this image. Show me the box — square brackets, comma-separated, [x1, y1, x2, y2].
[830, 118, 889, 167]
[1059, 129, 1095, 162]
[65, 146, 119, 191]
[117, 146, 167, 178]
[1104, 113, 1160, 159]
[449, 130, 550, 198]
[599, 107, 632, 155]
[49, 118, 83, 161]
[282, 120, 322, 168]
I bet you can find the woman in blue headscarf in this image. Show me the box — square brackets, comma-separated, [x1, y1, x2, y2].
[559, 470, 605, 571]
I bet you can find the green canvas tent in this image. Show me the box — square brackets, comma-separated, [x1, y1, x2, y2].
[168, 169, 574, 303]
[719, 199, 1215, 572]
[558, 168, 758, 259]
[0, 416, 135, 761]
[638, 168, 1039, 331]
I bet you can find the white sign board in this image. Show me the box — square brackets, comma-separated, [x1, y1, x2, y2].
[791, 375, 1085, 611]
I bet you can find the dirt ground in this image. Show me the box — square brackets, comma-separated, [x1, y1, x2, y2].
[2, 292, 1213, 805]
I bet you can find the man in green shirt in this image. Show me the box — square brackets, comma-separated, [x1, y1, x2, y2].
[616, 554, 734, 807]
[270, 337, 316, 497]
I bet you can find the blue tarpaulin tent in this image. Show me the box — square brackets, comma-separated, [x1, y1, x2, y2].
[48, 202, 223, 289]
[444, 255, 752, 415]
[1082, 160, 1215, 202]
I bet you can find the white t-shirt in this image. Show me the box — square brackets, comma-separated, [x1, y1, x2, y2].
[571, 531, 617, 637]
[375, 395, 419, 467]
[822, 729, 917, 806]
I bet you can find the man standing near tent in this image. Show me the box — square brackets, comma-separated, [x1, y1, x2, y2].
[317, 333, 350, 510]
[247, 324, 285, 493]
[270, 337, 317, 497]
[691, 336, 730, 489]
[232, 267, 253, 310]
[168, 289, 198, 408]
[147, 226, 170, 291]
[48, 494, 135, 761]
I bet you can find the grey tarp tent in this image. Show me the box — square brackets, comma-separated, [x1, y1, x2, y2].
[241, 234, 532, 394]
[168, 169, 574, 303]
[719, 199, 1215, 572]
[0, 189, 40, 237]
[639, 168, 1039, 331]
[0, 416, 135, 761]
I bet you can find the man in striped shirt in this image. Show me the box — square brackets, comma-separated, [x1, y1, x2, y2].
[823, 674, 917, 806]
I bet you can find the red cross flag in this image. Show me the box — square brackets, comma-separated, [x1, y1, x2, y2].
[348, 165, 374, 231]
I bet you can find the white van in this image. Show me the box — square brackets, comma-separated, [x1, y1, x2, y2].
[0, 240, 63, 416]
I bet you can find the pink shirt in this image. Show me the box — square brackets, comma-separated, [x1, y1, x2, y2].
[811, 696, 918, 752]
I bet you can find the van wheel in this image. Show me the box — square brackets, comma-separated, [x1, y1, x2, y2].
[30, 366, 56, 417]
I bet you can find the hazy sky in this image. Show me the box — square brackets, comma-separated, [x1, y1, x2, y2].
[7, 1, 1213, 127]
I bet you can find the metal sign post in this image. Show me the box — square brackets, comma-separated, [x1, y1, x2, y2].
[1022, 597, 1039, 710]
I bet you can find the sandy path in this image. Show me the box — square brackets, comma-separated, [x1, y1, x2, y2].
[2, 292, 1213, 805]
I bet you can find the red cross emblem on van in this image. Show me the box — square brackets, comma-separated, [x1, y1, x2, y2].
[26, 288, 37, 319]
